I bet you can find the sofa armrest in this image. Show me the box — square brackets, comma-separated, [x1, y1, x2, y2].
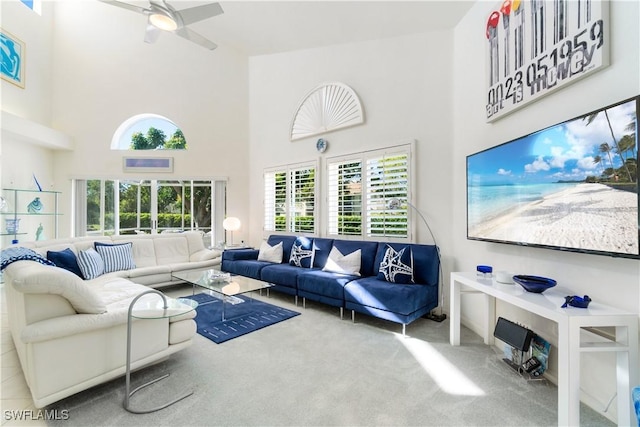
[189, 248, 222, 262]
[4, 261, 107, 314]
[222, 249, 259, 261]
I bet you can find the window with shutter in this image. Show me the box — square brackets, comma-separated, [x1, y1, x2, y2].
[264, 162, 317, 234]
[327, 144, 412, 240]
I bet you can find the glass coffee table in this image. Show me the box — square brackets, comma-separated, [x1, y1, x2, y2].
[172, 269, 273, 321]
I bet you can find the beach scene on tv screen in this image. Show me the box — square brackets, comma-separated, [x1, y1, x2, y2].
[468, 98, 638, 257]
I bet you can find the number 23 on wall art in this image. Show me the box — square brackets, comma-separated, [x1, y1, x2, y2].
[485, 0, 609, 122]
[1, 29, 26, 89]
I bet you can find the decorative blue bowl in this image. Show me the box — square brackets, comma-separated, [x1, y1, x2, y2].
[513, 275, 557, 293]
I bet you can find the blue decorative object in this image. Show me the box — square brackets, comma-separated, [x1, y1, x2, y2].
[27, 197, 43, 213]
[513, 275, 557, 293]
[5, 218, 20, 233]
[0, 247, 55, 270]
[32, 173, 43, 191]
[477, 265, 493, 273]
[561, 295, 592, 308]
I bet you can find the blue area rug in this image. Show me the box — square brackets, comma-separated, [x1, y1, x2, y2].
[181, 293, 300, 344]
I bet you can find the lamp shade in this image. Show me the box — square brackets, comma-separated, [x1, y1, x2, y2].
[222, 217, 241, 232]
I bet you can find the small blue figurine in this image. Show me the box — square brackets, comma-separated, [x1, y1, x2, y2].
[27, 197, 43, 213]
[562, 295, 592, 308]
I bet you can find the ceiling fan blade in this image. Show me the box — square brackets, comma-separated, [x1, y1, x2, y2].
[177, 3, 224, 26]
[175, 27, 217, 50]
[144, 23, 162, 44]
[98, 0, 148, 14]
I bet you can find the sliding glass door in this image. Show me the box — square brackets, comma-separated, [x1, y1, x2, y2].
[77, 179, 222, 244]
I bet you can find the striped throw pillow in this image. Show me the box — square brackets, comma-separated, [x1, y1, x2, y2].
[95, 242, 136, 273]
[77, 248, 105, 280]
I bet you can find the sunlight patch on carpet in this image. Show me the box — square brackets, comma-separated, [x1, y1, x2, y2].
[397, 336, 485, 396]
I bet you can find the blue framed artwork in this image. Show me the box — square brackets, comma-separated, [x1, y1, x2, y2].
[1, 29, 25, 89]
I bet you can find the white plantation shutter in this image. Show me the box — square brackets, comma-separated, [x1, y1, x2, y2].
[327, 143, 412, 239]
[289, 166, 316, 233]
[264, 163, 316, 233]
[365, 151, 409, 238]
[327, 159, 362, 236]
[264, 170, 277, 232]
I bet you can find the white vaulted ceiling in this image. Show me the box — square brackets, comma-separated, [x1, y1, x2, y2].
[98, 0, 476, 56]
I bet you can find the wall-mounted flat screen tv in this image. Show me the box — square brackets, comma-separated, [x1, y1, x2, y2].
[467, 96, 639, 259]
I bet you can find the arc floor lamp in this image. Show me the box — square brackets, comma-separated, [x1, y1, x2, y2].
[388, 198, 446, 322]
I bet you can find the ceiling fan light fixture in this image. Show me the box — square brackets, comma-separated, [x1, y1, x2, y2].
[149, 13, 178, 31]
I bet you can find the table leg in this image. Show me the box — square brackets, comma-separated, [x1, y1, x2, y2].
[124, 290, 194, 414]
[616, 324, 637, 426]
[484, 293, 496, 345]
[450, 276, 461, 346]
[556, 319, 579, 426]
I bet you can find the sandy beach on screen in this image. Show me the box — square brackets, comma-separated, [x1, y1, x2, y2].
[469, 183, 639, 255]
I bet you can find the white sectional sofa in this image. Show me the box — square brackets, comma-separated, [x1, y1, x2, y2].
[2, 231, 222, 408]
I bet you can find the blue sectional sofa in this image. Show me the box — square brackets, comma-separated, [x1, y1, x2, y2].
[222, 235, 440, 333]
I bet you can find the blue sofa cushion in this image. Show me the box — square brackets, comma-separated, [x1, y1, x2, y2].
[261, 263, 307, 288]
[312, 238, 334, 268]
[222, 259, 271, 280]
[332, 240, 379, 277]
[298, 270, 357, 300]
[222, 249, 258, 261]
[377, 244, 414, 284]
[289, 236, 314, 268]
[344, 276, 435, 315]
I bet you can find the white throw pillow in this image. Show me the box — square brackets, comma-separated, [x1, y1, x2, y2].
[322, 247, 361, 276]
[257, 241, 283, 263]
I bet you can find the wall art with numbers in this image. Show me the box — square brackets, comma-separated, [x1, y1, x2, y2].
[485, 0, 609, 122]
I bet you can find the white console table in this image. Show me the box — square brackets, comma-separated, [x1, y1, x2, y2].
[449, 272, 638, 427]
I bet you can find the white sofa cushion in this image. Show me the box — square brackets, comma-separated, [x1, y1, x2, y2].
[6, 262, 107, 314]
[154, 236, 190, 264]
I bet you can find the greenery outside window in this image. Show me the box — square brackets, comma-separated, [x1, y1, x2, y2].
[264, 162, 317, 234]
[111, 114, 187, 150]
[76, 179, 215, 237]
[327, 144, 412, 240]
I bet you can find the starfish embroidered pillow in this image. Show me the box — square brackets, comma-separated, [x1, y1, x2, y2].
[289, 237, 314, 268]
[377, 245, 414, 284]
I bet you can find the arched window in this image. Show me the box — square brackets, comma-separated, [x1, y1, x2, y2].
[111, 113, 187, 150]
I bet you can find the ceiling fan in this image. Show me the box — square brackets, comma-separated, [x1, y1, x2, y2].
[99, 0, 224, 50]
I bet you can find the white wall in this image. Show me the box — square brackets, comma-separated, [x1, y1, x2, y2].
[452, 0, 640, 421]
[247, 32, 455, 255]
[1, 1, 250, 239]
[0, 0, 54, 124]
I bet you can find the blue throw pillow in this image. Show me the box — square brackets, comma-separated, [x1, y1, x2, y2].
[77, 248, 105, 280]
[289, 237, 314, 268]
[47, 248, 83, 278]
[94, 242, 136, 273]
[0, 247, 55, 270]
[377, 245, 414, 284]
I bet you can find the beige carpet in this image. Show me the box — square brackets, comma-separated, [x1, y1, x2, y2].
[45, 285, 613, 427]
